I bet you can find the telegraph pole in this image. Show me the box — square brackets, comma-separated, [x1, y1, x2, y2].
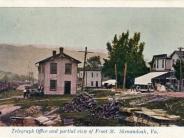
[115, 64, 118, 89]
[178, 47, 184, 91]
[81, 47, 87, 91]
[123, 63, 127, 90]
[78, 47, 93, 91]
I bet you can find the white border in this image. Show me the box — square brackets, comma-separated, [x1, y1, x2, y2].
[0, 1, 184, 138]
[0, 0, 184, 7]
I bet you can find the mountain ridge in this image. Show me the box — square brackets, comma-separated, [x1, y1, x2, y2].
[0, 44, 108, 78]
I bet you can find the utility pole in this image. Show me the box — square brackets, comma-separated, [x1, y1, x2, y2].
[115, 64, 118, 89]
[78, 47, 93, 91]
[82, 47, 87, 91]
[27, 62, 34, 85]
[178, 47, 184, 91]
[123, 63, 127, 90]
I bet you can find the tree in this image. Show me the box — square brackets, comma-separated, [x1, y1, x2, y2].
[86, 56, 101, 69]
[102, 31, 149, 88]
[173, 59, 184, 80]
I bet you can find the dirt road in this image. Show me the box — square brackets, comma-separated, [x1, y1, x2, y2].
[154, 92, 184, 98]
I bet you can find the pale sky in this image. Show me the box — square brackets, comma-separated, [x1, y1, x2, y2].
[0, 8, 184, 61]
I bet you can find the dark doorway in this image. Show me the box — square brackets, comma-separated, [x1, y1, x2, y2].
[64, 81, 71, 94]
[96, 81, 98, 87]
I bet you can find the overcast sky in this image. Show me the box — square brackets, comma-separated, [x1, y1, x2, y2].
[0, 8, 184, 61]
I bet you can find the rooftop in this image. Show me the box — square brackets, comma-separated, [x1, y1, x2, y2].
[36, 47, 81, 64]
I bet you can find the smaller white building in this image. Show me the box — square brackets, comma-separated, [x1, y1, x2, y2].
[78, 69, 102, 88]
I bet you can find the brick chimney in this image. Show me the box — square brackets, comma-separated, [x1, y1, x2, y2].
[53, 50, 56, 56]
[59, 47, 64, 54]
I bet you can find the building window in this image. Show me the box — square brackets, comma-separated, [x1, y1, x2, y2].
[91, 81, 93, 86]
[157, 59, 159, 68]
[38, 66, 41, 73]
[162, 59, 164, 68]
[91, 72, 93, 78]
[65, 63, 72, 74]
[50, 63, 57, 74]
[153, 63, 156, 68]
[173, 59, 175, 64]
[41, 66, 44, 73]
[96, 73, 98, 77]
[50, 80, 57, 91]
[96, 81, 98, 87]
[80, 72, 83, 77]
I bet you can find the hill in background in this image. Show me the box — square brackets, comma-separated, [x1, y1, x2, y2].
[0, 44, 107, 79]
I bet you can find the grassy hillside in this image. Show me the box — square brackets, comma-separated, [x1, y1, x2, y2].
[0, 44, 107, 78]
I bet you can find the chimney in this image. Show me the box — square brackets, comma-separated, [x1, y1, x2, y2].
[53, 50, 56, 56]
[59, 47, 64, 54]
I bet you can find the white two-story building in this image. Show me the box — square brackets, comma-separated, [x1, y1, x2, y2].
[78, 68, 102, 88]
[135, 51, 184, 91]
[149, 54, 173, 72]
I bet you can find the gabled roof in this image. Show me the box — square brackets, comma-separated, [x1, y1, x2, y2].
[170, 50, 184, 58]
[149, 54, 171, 65]
[153, 54, 168, 58]
[36, 52, 81, 64]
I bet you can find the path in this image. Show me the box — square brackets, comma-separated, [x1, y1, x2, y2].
[154, 92, 184, 98]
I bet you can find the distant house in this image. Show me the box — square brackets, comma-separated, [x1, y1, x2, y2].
[149, 54, 173, 72]
[136, 51, 184, 91]
[170, 50, 184, 64]
[36, 47, 81, 95]
[149, 51, 184, 72]
[170, 50, 184, 90]
[135, 54, 172, 86]
[78, 68, 102, 88]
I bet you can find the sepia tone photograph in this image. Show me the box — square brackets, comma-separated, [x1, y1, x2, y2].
[0, 7, 184, 127]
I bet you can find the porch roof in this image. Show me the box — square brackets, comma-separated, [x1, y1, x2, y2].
[134, 72, 168, 85]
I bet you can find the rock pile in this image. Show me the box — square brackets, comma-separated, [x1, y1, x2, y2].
[90, 100, 120, 119]
[63, 92, 97, 112]
[63, 92, 120, 119]
[24, 106, 42, 116]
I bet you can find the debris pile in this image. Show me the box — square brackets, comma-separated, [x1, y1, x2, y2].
[90, 100, 120, 119]
[63, 92, 120, 119]
[130, 95, 170, 106]
[35, 114, 62, 126]
[24, 106, 42, 116]
[63, 92, 97, 112]
[23, 116, 37, 126]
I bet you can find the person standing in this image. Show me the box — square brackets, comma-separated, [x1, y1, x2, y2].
[23, 87, 27, 98]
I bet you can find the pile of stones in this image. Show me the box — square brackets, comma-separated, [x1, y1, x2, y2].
[63, 92, 97, 112]
[24, 106, 42, 116]
[90, 100, 120, 119]
[63, 92, 120, 119]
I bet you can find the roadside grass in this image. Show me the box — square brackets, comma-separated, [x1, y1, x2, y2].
[119, 95, 184, 119]
[3, 89, 184, 120]
[0, 92, 74, 107]
[0, 99, 15, 105]
[0, 89, 112, 107]
[88, 89, 115, 97]
[143, 97, 184, 119]
[6, 89, 183, 116]
[15, 95, 74, 107]
[0, 90, 22, 99]
[5, 89, 184, 126]
[61, 112, 120, 126]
